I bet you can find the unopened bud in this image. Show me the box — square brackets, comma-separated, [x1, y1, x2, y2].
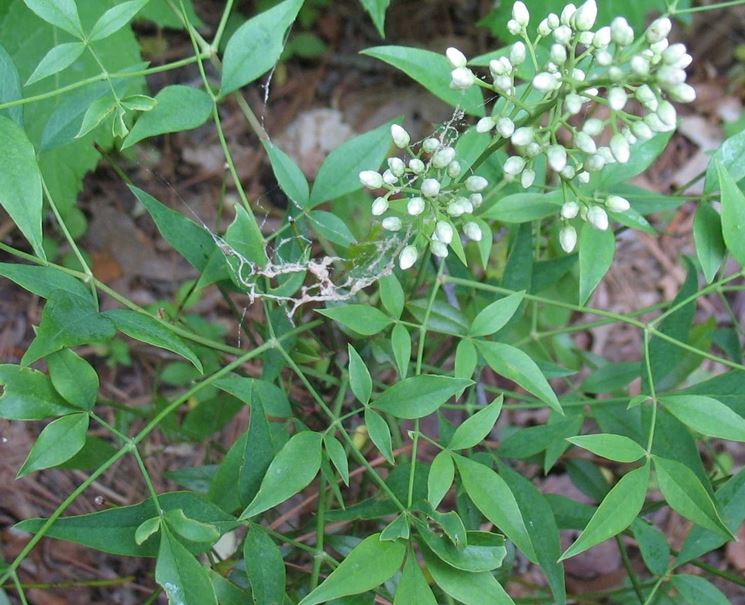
[561, 201, 580, 219]
[382, 169, 397, 185]
[631, 121, 653, 140]
[504, 155, 526, 176]
[399, 245, 418, 269]
[521, 168, 536, 188]
[608, 87, 628, 111]
[511, 126, 534, 146]
[497, 117, 515, 138]
[433, 146, 456, 168]
[359, 170, 383, 189]
[407, 196, 425, 216]
[465, 175, 488, 192]
[593, 26, 611, 48]
[476, 117, 496, 133]
[372, 197, 388, 216]
[583, 117, 604, 137]
[382, 216, 402, 231]
[576, 131, 597, 154]
[548, 144, 567, 173]
[470, 193, 483, 208]
[606, 195, 630, 212]
[408, 158, 425, 174]
[448, 160, 462, 178]
[464, 221, 482, 241]
[421, 178, 441, 198]
[511, 42, 527, 65]
[630, 55, 650, 77]
[553, 25, 572, 45]
[657, 100, 677, 126]
[423, 138, 440, 153]
[550, 44, 567, 65]
[560, 225, 577, 253]
[436, 220, 454, 244]
[610, 133, 630, 164]
[388, 157, 405, 177]
[446, 47, 468, 69]
[668, 83, 696, 103]
[512, 1, 530, 26]
[573, 0, 597, 31]
[646, 17, 671, 43]
[587, 205, 609, 230]
[560, 3, 576, 25]
[430, 240, 449, 258]
[390, 124, 410, 148]
[451, 67, 476, 90]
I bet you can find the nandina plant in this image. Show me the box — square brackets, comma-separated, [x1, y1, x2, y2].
[1, 0, 744, 604]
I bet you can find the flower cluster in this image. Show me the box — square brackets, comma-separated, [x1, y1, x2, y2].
[447, 0, 695, 252]
[359, 124, 488, 270]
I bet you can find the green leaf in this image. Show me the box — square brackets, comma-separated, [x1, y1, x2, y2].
[428, 450, 454, 508]
[580, 361, 640, 394]
[704, 129, 745, 193]
[134, 516, 161, 545]
[0, 115, 45, 258]
[578, 224, 615, 305]
[448, 396, 503, 450]
[566, 434, 646, 463]
[17, 412, 89, 478]
[244, 526, 286, 605]
[0, 43, 23, 125]
[317, 304, 392, 336]
[416, 522, 506, 573]
[298, 533, 405, 605]
[379, 274, 404, 319]
[671, 575, 730, 605]
[593, 132, 672, 189]
[480, 190, 563, 223]
[630, 519, 669, 576]
[308, 210, 357, 247]
[361, 46, 484, 116]
[16, 491, 238, 557]
[559, 462, 649, 560]
[223, 204, 268, 272]
[372, 375, 472, 419]
[660, 394, 745, 441]
[220, 0, 304, 95]
[381, 513, 410, 541]
[46, 348, 98, 410]
[103, 308, 203, 372]
[359, 0, 389, 37]
[23, 0, 83, 37]
[324, 434, 350, 486]
[75, 94, 117, 139]
[454, 339, 478, 382]
[241, 431, 323, 518]
[130, 185, 218, 271]
[0, 364, 73, 419]
[26, 41, 84, 85]
[0, 263, 90, 302]
[122, 85, 213, 149]
[309, 120, 396, 206]
[394, 556, 437, 605]
[391, 323, 411, 378]
[717, 159, 745, 267]
[653, 455, 733, 540]
[453, 455, 536, 560]
[89, 0, 148, 41]
[365, 408, 394, 464]
[156, 527, 218, 605]
[693, 204, 726, 283]
[163, 508, 220, 544]
[476, 341, 562, 413]
[263, 141, 309, 207]
[422, 545, 515, 605]
[348, 345, 372, 405]
[469, 292, 525, 337]
[23, 291, 116, 365]
[497, 462, 565, 605]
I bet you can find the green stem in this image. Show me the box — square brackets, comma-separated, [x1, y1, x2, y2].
[673, 0, 745, 13]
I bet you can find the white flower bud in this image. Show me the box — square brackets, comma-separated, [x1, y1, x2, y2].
[578, 31, 594, 45]
[623, 128, 637, 144]
[511, 127, 534, 147]
[533, 72, 558, 91]
[651, 39, 669, 55]
[646, 17, 671, 43]
[463, 221, 482, 241]
[560, 3, 577, 25]
[446, 47, 468, 69]
[576, 131, 597, 154]
[577, 170, 590, 184]
[383, 169, 398, 185]
[421, 178, 441, 198]
[548, 12, 560, 28]
[582, 118, 604, 136]
[470, 193, 483, 208]
[382, 216, 402, 231]
[644, 112, 667, 133]
[451, 67, 476, 90]
[504, 155, 526, 176]
[636, 84, 659, 110]
[657, 66, 687, 88]
[408, 158, 425, 174]
[433, 146, 456, 169]
[550, 44, 567, 65]
[517, 167, 533, 188]
[448, 161, 462, 179]
[560, 225, 577, 253]
[611, 17, 634, 46]
[423, 138, 440, 153]
[430, 240, 449, 258]
[387, 157, 405, 177]
[512, 1, 530, 26]
[399, 245, 418, 269]
[553, 25, 573, 45]
[573, 68, 586, 81]
[610, 133, 630, 164]
[674, 53, 693, 69]
[561, 201, 580, 219]
[507, 19, 521, 35]
[663, 43, 687, 65]
[606, 195, 630, 212]
[407, 196, 425, 216]
[574, 0, 597, 31]
[465, 175, 488, 192]
[668, 83, 696, 103]
[525, 142, 542, 158]
[372, 197, 388, 216]
[390, 124, 410, 148]
[496, 117, 515, 138]
[631, 55, 650, 77]
[359, 170, 383, 188]
[598, 146, 615, 164]
[587, 205, 609, 230]
[447, 201, 465, 217]
[561, 164, 576, 180]
[595, 49, 613, 66]
[538, 18, 552, 37]
[657, 100, 677, 126]
[461, 198, 474, 214]
[631, 121, 653, 140]
[476, 117, 496, 133]
[608, 87, 628, 111]
[565, 93, 584, 115]
[548, 144, 567, 173]
[435, 220, 454, 244]
[511, 42, 527, 65]
[593, 26, 611, 47]
[586, 153, 606, 172]
[493, 75, 513, 93]
[609, 66, 624, 82]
